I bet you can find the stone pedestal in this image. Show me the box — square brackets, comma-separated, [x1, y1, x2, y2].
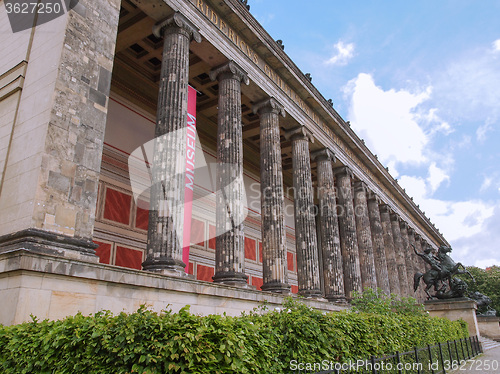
[477, 316, 500, 341]
[425, 298, 480, 337]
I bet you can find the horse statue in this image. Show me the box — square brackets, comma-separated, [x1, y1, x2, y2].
[435, 245, 475, 285]
[413, 245, 474, 299]
[413, 245, 442, 299]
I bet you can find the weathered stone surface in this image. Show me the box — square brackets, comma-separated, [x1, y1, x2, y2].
[407, 227, 420, 299]
[399, 221, 414, 298]
[379, 204, 401, 294]
[367, 193, 391, 295]
[210, 61, 249, 286]
[312, 149, 345, 301]
[285, 126, 321, 297]
[352, 181, 377, 291]
[0, 250, 348, 326]
[390, 213, 410, 296]
[334, 166, 362, 299]
[253, 97, 289, 293]
[0, 0, 120, 248]
[143, 12, 201, 274]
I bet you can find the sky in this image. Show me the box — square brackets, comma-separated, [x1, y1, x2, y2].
[249, 0, 500, 268]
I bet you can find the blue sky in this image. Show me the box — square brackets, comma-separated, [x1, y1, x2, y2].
[250, 1, 500, 268]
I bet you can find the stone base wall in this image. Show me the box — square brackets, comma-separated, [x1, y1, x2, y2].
[0, 250, 348, 326]
[424, 298, 479, 337]
[477, 316, 500, 341]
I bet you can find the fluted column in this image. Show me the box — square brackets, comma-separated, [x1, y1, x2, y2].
[312, 149, 345, 301]
[399, 221, 413, 297]
[379, 204, 400, 294]
[390, 213, 410, 296]
[352, 181, 377, 291]
[209, 61, 249, 285]
[143, 13, 202, 273]
[407, 228, 420, 299]
[285, 126, 321, 297]
[367, 192, 391, 294]
[334, 166, 362, 299]
[414, 234, 428, 301]
[253, 98, 290, 293]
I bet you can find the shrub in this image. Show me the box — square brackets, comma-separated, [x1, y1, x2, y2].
[0, 297, 468, 373]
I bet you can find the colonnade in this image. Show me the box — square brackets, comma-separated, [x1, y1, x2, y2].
[142, 12, 433, 301]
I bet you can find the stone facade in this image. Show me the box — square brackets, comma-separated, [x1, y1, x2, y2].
[0, 0, 450, 323]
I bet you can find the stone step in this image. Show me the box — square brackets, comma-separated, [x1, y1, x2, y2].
[479, 336, 500, 351]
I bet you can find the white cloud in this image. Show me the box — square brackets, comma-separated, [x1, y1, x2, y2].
[344, 73, 431, 166]
[325, 41, 355, 66]
[344, 73, 499, 268]
[428, 162, 449, 193]
[493, 39, 500, 53]
[480, 176, 493, 192]
[476, 121, 493, 143]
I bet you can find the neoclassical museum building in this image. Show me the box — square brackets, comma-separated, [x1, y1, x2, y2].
[0, 0, 449, 324]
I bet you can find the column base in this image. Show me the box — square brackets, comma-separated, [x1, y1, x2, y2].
[212, 271, 249, 286]
[325, 294, 348, 304]
[261, 281, 291, 294]
[0, 228, 98, 262]
[299, 288, 324, 298]
[142, 257, 187, 276]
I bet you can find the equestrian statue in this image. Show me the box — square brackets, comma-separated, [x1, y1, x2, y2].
[413, 244, 474, 299]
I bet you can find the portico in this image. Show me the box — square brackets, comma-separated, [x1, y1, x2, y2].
[0, 0, 449, 324]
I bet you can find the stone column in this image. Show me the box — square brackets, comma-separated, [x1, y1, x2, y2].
[143, 13, 202, 274]
[399, 221, 414, 296]
[407, 227, 420, 298]
[352, 181, 377, 291]
[253, 98, 289, 293]
[285, 126, 321, 297]
[312, 149, 345, 301]
[334, 166, 362, 299]
[379, 204, 401, 295]
[390, 212, 410, 296]
[210, 61, 249, 285]
[367, 193, 391, 295]
[414, 233, 428, 301]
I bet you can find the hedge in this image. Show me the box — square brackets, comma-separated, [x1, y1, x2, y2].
[0, 298, 468, 373]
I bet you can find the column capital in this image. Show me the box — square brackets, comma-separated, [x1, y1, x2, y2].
[353, 180, 368, 193]
[333, 165, 353, 179]
[252, 97, 286, 117]
[399, 220, 408, 230]
[390, 211, 401, 222]
[284, 125, 314, 143]
[311, 148, 335, 162]
[367, 190, 381, 204]
[379, 203, 393, 214]
[414, 233, 422, 241]
[153, 12, 202, 43]
[209, 60, 250, 85]
[407, 227, 416, 236]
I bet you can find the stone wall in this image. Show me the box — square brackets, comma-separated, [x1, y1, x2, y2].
[0, 249, 346, 326]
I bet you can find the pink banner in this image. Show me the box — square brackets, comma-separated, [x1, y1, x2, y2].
[182, 86, 197, 272]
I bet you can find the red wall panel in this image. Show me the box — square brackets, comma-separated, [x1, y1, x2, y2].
[103, 188, 131, 225]
[115, 246, 143, 270]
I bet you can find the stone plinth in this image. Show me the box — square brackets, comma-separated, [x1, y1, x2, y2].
[425, 298, 479, 337]
[0, 249, 348, 326]
[477, 315, 500, 341]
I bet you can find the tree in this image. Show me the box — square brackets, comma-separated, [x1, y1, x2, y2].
[465, 266, 500, 316]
